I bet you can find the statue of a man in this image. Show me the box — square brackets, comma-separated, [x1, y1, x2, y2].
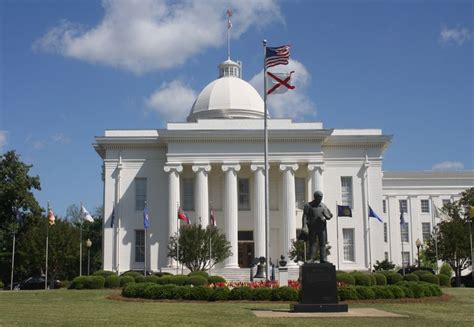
[302, 191, 333, 263]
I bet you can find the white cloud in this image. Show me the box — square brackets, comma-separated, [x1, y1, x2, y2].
[0, 130, 8, 151]
[432, 161, 464, 171]
[249, 59, 316, 119]
[28, 133, 71, 150]
[33, 0, 282, 74]
[146, 80, 197, 122]
[51, 133, 71, 144]
[439, 25, 472, 46]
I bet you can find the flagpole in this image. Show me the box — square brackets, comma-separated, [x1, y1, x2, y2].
[401, 226, 405, 276]
[80, 202, 83, 277]
[336, 201, 340, 270]
[431, 199, 439, 272]
[176, 202, 179, 275]
[45, 201, 49, 290]
[263, 39, 271, 281]
[366, 163, 372, 272]
[10, 230, 16, 291]
[144, 227, 147, 276]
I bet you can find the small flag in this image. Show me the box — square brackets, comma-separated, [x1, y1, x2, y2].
[369, 205, 383, 223]
[433, 203, 450, 221]
[143, 207, 150, 230]
[265, 45, 290, 69]
[266, 71, 295, 95]
[81, 205, 94, 223]
[337, 205, 352, 217]
[227, 9, 232, 29]
[178, 207, 191, 224]
[48, 208, 55, 226]
[210, 208, 216, 227]
[110, 208, 115, 228]
[400, 211, 405, 225]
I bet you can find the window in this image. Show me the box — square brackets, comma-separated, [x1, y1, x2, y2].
[382, 200, 387, 213]
[402, 252, 410, 267]
[135, 230, 145, 263]
[295, 177, 306, 209]
[135, 178, 147, 211]
[399, 199, 408, 213]
[238, 178, 250, 210]
[238, 231, 253, 241]
[384, 223, 388, 243]
[343, 228, 355, 262]
[341, 177, 353, 208]
[421, 200, 430, 213]
[442, 199, 451, 206]
[401, 223, 409, 242]
[422, 222, 431, 242]
[384, 252, 389, 261]
[182, 178, 194, 211]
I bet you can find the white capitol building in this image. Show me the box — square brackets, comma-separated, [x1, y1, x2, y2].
[94, 58, 474, 277]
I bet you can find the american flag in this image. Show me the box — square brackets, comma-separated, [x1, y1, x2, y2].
[48, 208, 55, 226]
[227, 9, 232, 29]
[265, 45, 290, 69]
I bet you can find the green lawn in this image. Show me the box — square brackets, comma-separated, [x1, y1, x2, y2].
[0, 288, 473, 326]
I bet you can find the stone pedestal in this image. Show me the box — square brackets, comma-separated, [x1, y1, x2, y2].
[291, 262, 348, 313]
[278, 267, 288, 287]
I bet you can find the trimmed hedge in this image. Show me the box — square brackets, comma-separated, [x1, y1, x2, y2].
[271, 286, 298, 301]
[351, 272, 372, 286]
[135, 275, 146, 283]
[403, 273, 419, 282]
[170, 275, 189, 286]
[145, 275, 159, 284]
[120, 276, 135, 287]
[355, 286, 375, 299]
[70, 276, 105, 289]
[121, 271, 142, 279]
[336, 272, 355, 286]
[209, 287, 230, 301]
[437, 274, 450, 287]
[229, 286, 254, 300]
[187, 276, 208, 287]
[189, 286, 213, 301]
[386, 272, 403, 285]
[208, 276, 226, 284]
[439, 263, 453, 277]
[157, 275, 173, 285]
[373, 273, 387, 286]
[387, 285, 405, 299]
[253, 287, 273, 301]
[413, 270, 432, 277]
[338, 286, 359, 301]
[188, 271, 209, 278]
[93, 270, 116, 278]
[370, 286, 394, 299]
[419, 274, 439, 285]
[105, 275, 121, 288]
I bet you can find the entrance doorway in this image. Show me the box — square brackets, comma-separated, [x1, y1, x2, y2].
[238, 242, 254, 268]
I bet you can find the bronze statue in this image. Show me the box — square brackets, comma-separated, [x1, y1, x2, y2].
[301, 191, 333, 263]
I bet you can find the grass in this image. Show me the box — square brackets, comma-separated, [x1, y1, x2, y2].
[0, 288, 473, 326]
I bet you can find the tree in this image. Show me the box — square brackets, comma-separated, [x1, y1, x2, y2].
[167, 224, 231, 272]
[373, 259, 396, 271]
[289, 239, 331, 263]
[425, 188, 473, 287]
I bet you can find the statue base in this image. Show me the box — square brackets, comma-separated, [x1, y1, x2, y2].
[291, 262, 348, 313]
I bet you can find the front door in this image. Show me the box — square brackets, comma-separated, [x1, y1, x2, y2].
[238, 242, 254, 268]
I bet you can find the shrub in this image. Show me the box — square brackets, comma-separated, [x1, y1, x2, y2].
[170, 275, 189, 286]
[208, 276, 226, 284]
[145, 275, 159, 284]
[209, 287, 230, 301]
[386, 272, 403, 285]
[176, 285, 193, 300]
[355, 286, 375, 299]
[154, 272, 173, 277]
[187, 276, 208, 287]
[437, 274, 450, 287]
[407, 281, 425, 298]
[400, 285, 414, 298]
[121, 271, 141, 279]
[413, 270, 432, 278]
[188, 271, 209, 278]
[120, 276, 135, 287]
[403, 273, 419, 282]
[370, 275, 376, 286]
[338, 286, 359, 301]
[373, 273, 387, 286]
[87, 276, 105, 289]
[336, 272, 355, 286]
[428, 284, 442, 296]
[419, 274, 439, 285]
[271, 286, 298, 301]
[135, 275, 146, 283]
[0, 281, 3, 289]
[61, 280, 71, 289]
[387, 285, 405, 299]
[70, 276, 88, 290]
[93, 270, 116, 278]
[379, 270, 394, 277]
[252, 288, 273, 301]
[105, 275, 121, 288]
[370, 286, 394, 299]
[351, 272, 372, 286]
[439, 263, 453, 277]
[143, 284, 162, 299]
[189, 286, 212, 301]
[122, 282, 145, 297]
[157, 275, 173, 285]
[419, 283, 433, 297]
[229, 286, 254, 300]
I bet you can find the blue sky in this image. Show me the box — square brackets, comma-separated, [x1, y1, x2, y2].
[1, 0, 472, 217]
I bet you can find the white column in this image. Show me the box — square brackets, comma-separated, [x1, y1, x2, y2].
[164, 163, 183, 267]
[222, 163, 241, 268]
[307, 163, 324, 201]
[251, 163, 266, 258]
[192, 164, 211, 228]
[279, 163, 299, 266]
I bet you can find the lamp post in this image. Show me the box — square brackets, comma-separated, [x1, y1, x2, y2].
[86, 239, 92, 275]
[415, 238, 422, 268]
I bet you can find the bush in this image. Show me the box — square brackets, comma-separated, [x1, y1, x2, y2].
[336, 272, 355, 286]
[145, 275, 159, 284]
[93, 270, 116, 278]
[105, 275, 121, 288]
[407, 281, 425, 298]
[370, 286, 394, 299]
[387, 285, 405, 299]
[135, 275, 146, 283]
[428, 284, 442, 296]
[87, 276, 105, 289]
[437, 274, 450, 287]
[170, 275, 189, 286]
[351, 272, 372, 286]
[386, 272, 403, 285]
[379, 270, 394, 277]
[176, 285, 193, 300]
[338, 286, 359, 301]
[439, 263, 453, 277]
[143, 284, 162, 299]
[419, 274, 439, 285]
[187, 276, 208, 287]
[122, 283, 145, 297]
[370, 275, 376, 286]
[157, 275, 173, 285]
[120, 276, 135, 287]
[209, 287, 230, 301]
[229, 286, 254, 300]
[252, 288, 273, 301]
[189, 286, 212, 301]
[121, 271, 141, 279]
[355, 286, 375, 299]
[208, 276, 226, 284]
[403, 273, 419, 282]
[154, 272, 173, 277]
[61, 280, 71, 289]
[0, 281, 3, 289]
[400, 285, 414, 298]
[188, 271, 209, 278]
[419, 283, 433, 297]
[271, 286, 298, 301]
[70, 276, 88, 290]
[373, 273, 387, 286]
[413, 270, 432, 278]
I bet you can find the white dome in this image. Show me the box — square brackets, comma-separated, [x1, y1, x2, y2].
[187, 60, 264, 122]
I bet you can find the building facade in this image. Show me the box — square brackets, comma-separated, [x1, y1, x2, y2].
[94, 59, 474, 274]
